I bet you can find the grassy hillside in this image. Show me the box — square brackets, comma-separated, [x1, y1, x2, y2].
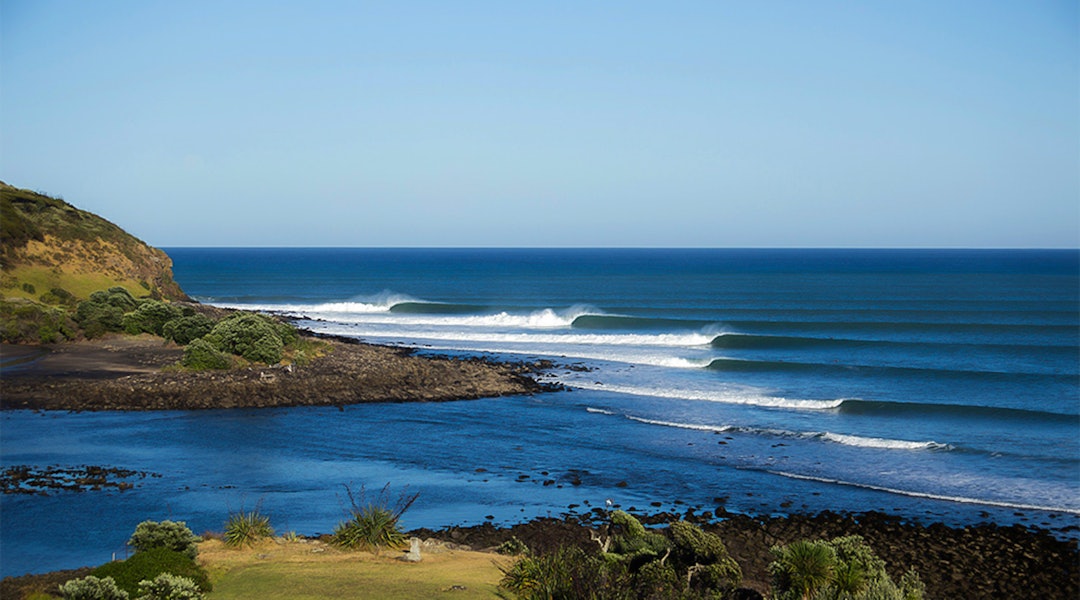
[0, 182, 188, 304]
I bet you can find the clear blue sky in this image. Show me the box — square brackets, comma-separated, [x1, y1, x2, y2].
[2, 1, 1077, 247]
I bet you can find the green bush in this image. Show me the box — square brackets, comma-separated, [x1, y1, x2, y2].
[127, 520, 200, 560]
[121, 300, 182, 336]
[58, 575, 129, 600]
[136, 573, 204, 600]
[498, 546, 633, 600]
[1, 299, 78, 343]
[39, 287, 77, 307]
[75, 299, 125, 338]
[92, 287, 140, 312]
[91, 548, 210, 599]
[223, 509, 274, 548]
[162, 314, 215, 345]
[206, 313, 290, 364]
[768, 536, 922, 600]
[180, 339, 231, 370]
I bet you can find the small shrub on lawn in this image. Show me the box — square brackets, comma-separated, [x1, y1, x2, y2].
[127, 520, 200, 559]
[331, 484, 418, 553]
[224, 509, 274, 548]
[137, 573, 204, 600]
[58, 575, 129, 600]
[91, 548, 210, 598]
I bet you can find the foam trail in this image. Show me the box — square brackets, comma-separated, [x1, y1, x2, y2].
[570, 381, 845, 410]
[213, 292, 417, 315]
[820, 432, 949, 450]
[304, 322, 717, 348]
[586, 407, 617, 415]
[624, 416, 946, 450]
[767, 470, 1080, 515]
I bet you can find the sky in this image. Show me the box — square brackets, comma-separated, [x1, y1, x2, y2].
[2, 1, 1077, 248]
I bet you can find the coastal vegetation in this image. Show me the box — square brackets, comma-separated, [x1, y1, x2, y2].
[331, 485, 420, 553]
[0, 182, 187, 306]
[57, 521, 210, 600]
[222, 511, 274, 549]
[1, 181, 187, 344]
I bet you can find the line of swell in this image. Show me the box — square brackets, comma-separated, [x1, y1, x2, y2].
[705, 357, 1075, 381]
[710, 333, 1077, 354]
[389, 301, 490, 315]
[723, 320, 1077, 338]
[623, 416, 948, 450]
[837, 399, 1077, 422]
[567, 381, 844, 410]
[764, 470, 1080, 515]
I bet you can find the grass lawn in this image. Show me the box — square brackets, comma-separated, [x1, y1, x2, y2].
[199, 538, 511, 599]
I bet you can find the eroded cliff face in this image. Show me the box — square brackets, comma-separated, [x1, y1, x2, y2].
[0, 182, 188, 302]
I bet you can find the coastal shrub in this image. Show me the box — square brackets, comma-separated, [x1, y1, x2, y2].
[121, 300, 182, 336]
[205, 313, 289, 364]
[91, 548, 210, 598]
[58, 575, 129, 600]
[21, 282, 36, 294]
[769, 536, 921, 600]
[496, 536, 530, 556]
[223, 509, 274, 548]
[40, 286, 77, 307]
[161, 314, 215, 345]
[127, 520, 200, 560]
[136, 573, 204, 600]
[498, 546, 633, 600]
[1, 299, 78, 343]
[75, 298, 125, 338]
[670, 520, 742, 593]
[332, 484, 418, 553]
[769, 539, 837, 600]
[180, 339, 230, 370]
[92, 287, 140, 312]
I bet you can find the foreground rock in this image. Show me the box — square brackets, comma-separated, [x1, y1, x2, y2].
[0, 335, 548, 411]
[415, 510, 1079, 600]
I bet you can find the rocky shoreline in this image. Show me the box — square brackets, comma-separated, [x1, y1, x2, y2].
[0, 333, 554, 411]
[414, 508, 1079, 600]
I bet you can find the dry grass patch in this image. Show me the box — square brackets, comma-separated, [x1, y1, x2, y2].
[198, 537, 510, 600]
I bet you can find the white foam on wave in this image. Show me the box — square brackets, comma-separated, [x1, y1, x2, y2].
[820, 432, 949, 451]
[625, 415, 735, 433]
[586, 407, 617, 415]
[570, 381, 845, 410]
[454, 305, 600, 329]
[623, 415, 944, 451]
[323, 326, 716, 348]
[213, 291, 417, 315]
[767, 470, 1080, 515]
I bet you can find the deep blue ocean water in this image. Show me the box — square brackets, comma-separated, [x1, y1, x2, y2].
[2, 248, 1078, 576]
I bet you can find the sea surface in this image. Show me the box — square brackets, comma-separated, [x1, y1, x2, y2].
[3, 248, 1078, 576]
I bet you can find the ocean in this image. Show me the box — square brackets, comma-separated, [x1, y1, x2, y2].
[2, 248, 1078, 576]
